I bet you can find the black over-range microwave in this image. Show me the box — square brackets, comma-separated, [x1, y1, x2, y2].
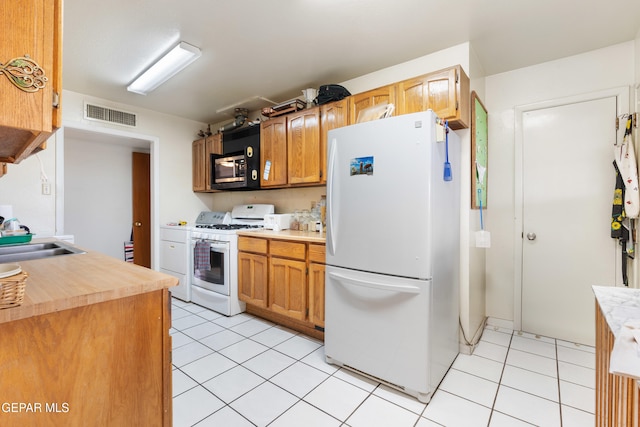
[211, 125, 261, 190]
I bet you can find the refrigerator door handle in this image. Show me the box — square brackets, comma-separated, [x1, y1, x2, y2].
[327, 138, 337, 256]
[329, 271, 421, 294]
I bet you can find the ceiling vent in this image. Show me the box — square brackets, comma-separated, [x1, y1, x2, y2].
[84, 103, 137, 127]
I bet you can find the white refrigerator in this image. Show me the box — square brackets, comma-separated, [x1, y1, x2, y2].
[324, 110, 460, 403]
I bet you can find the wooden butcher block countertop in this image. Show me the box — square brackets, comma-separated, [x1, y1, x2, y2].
[0, 241, 177, 324]
[237, 229, 326, 243]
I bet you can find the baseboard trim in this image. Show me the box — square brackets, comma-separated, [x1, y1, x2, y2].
[486, 317, 515, 331]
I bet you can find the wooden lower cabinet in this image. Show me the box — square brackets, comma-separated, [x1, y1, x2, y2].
[270, 257, 307, 320]
[238, 252, 268, 308]
[595, 303, 640, 426]
[308, 243, 326, 328]
[238, 235, 325, 338]
[0, 289, 172, 427]
[308, 262, 326, 328]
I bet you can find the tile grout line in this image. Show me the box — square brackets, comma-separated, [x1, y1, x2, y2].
[555, 338, 564, 426]
[178, 303, 477, 425]
[171, 305, 349, 426]
[172, 300, 595, 426]
[484, 330, 514, 426]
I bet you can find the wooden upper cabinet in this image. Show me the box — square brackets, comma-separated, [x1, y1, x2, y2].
[192, 133, 222, 192]
[349, 85, 396, 123]
[207, 133, 223, 156]
[192, 138, 207, 192]
[320, 99, 348, 184]
[397, 65, 470, 130]
[206, 133, 223, 191]
[260, 116, 288, 188]
[0, 0, 62, 164]
[287, 107, 321, 185]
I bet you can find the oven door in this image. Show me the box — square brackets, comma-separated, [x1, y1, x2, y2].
[191, 239, 230, 296]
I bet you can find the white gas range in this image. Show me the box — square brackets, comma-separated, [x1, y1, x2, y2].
[189, 204, 274, 316]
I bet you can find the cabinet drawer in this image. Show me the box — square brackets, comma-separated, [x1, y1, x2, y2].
[160, 227, 188, 243]
[159, 240, 187, 274]
[270, 240, 306, 260]
[308, 243, 326, 263]
[238, 236, 268, 254]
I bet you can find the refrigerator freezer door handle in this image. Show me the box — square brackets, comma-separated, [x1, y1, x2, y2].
[329, 271, 421, 294]
[327, 138, 337, 256]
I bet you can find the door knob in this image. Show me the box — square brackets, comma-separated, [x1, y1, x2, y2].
[526, 232, 536, 241]
[134, 222, 142, 227]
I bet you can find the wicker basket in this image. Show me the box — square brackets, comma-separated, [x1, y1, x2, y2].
[0, 271, 27, 309]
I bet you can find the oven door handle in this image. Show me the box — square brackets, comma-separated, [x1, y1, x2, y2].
[208, 242, 229, 252]
[192, 239, 229, 253]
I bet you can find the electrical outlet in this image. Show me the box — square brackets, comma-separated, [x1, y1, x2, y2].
[42, 182, 51, 195]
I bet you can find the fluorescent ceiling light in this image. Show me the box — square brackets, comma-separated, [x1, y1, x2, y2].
[127, 41, 201, 95]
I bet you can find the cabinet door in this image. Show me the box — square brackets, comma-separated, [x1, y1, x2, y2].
[287, 107, 321, 185]
[349, 85, 396, 123]
[260, 117, 288, 187]
[192, 138, 206, 192]
[397, 66, 469, 130]
[308, 262, 325, 328]
[0, 0, 62, 164]
[397, 75, 430, 115]
[423, 67, 458, 121]
[205, 133, 222, 192]
[269, 257, 307, 320]
[238, 252, 268, 308]
[320, 99, 348, 184]
[159, 240, 187, 274]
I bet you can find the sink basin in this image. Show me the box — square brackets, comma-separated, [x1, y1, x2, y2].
[0, 241, 85, 263]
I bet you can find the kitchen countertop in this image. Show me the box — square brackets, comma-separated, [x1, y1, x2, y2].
[592, 285, 640, 338]
[0, 239, 177, 324]
[237, 229, 326, 243]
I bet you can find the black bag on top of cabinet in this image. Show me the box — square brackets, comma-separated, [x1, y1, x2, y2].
[315, 84, 351, 105]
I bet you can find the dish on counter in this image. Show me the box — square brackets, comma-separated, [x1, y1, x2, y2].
[0, 263, 21, 278]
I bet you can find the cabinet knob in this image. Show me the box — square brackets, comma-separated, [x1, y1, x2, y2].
[134, 222, 142, 227]
[526, 232, 536, 241]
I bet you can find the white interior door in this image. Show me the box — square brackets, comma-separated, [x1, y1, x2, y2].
[519, 92, 625, 346]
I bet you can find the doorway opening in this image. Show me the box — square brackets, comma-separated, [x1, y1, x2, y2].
[58, 124, 160, 269]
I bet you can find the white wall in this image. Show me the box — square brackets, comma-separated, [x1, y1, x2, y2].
[0, 90, 209, 267]
[0, 133, 57, 237]
[484, 41, 636, 323]
[210, 186, 326, 214]
[466, 43, 489, 345]
[61, 90, 210, 226]
[340, 43, 471, 94]
[636, 28, 640, 85]
[636, 29, 640, 120]
[64, 137, 138, 259]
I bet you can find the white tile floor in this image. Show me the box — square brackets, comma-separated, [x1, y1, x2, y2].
[170, 298, 596, 427]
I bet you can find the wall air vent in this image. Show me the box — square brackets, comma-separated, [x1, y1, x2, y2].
[84, 103, 137, 127]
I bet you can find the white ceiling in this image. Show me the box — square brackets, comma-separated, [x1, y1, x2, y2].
[63, 0, 640, 125]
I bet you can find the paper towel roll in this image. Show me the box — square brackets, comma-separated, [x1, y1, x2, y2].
[0, 205, 13, 221]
